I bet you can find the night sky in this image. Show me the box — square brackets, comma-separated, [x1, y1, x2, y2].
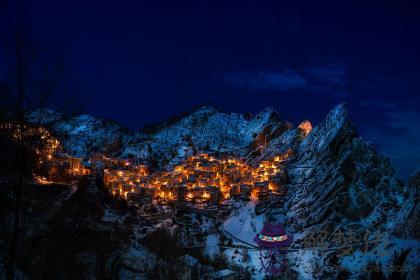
[1, 0, 419, 177]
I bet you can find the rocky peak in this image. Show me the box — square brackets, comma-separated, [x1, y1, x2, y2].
[255, 106, 277, 120]
[26, 108, 63, 125]
[298, 103, 356, 163]
[184, 105, 220, 118]
[286, 103, 397, 226]
[273, 103, 418, 278]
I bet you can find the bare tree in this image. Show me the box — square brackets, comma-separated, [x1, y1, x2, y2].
[0, 23, 70, 279]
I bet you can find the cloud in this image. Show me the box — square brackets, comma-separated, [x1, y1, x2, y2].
[362, 109, 420, 178]
[361, 99, 398, 110]
[305, 65, 348, 87]
[303, 64, 352, 96]
[224, 69, 306, 91]
[224, 64, 351, 96]
[384, 110, 420, 131]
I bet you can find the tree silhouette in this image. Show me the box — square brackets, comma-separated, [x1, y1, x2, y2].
[0, 22, 71, 279]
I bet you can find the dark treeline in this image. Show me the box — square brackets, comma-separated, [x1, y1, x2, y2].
[0, 20, 87, 279]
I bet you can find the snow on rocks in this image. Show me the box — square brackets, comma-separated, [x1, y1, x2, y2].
[31, 106, 288, 167]
[271, 103, 420, 279]
[204, 234, 220, 260]
[223, 198, 264, 246]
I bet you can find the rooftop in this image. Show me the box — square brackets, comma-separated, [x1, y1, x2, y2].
[178, 254, 199, 267]
[206, 269, 235, 278]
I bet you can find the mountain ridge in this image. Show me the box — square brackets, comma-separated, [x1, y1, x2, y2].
[23, 103, 419, 279]
[28, 105, 291, 167]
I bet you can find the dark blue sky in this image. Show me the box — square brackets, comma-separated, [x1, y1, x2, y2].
[1, 0, 419, 177]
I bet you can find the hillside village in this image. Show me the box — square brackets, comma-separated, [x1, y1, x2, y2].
[31, 120, 294, 208]
[104, 151, 292, 204]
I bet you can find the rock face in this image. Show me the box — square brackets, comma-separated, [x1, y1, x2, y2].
[403, 170, 420, 239]
[246, 120, 311, 166]
[277, 104, 418, 278]
[286, 104, 407, 232]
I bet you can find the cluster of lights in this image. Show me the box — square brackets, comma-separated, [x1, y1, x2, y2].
[104, 151, 290, 202]
[19, 121, 291, 200]
[258, 234, 288, 242]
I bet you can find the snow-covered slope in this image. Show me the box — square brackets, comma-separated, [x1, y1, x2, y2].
[145, 106, 291, 168]
[52, 114, 140, 158]
[27, 109, 149, 158]
[32, 106, 291, 167]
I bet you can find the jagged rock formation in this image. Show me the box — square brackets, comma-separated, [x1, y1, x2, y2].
[271, 104, 419, 279]
[285, 104, 410, 232]
[400, 170, 419, 239]
[246, 119, 312, 166]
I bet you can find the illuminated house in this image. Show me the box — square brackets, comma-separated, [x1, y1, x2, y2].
[239, 184, 252, 197]
[40, 152, 90, 184]
[141, 186, 157, 200]
[126, 191, 142, 201]
[159, 185, 176, 200]
[205, 185, 222, 204]
[229, 183, 240, 196]
[253, 181, 270, 199]
[192, 186, 205, 200]
[176, 185, 188, 201]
